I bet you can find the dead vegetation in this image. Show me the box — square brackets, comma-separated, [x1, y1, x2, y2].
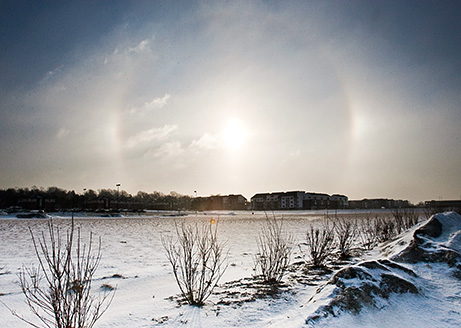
[10, 218, 114, 328]
[162, 221, 228, 306]
[254, 215, 294, 283]
[302, 221, 336, 268]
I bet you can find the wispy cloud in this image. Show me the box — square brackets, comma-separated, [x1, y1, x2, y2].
[40, 65, 64, 84]
[56, 127, 70, 139]
[129, 39, 149, 54]
[129, 94, 171, 115]
[104, 38, 151, 66]
[189, 133, 221, 152]
[128, 39, 149, 54]
[145, 141, 184, 158]
[125, 124, 177, 148]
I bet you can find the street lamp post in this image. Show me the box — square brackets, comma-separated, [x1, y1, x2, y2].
[83, 188, 87, 211]
[116, 184, 121, 212]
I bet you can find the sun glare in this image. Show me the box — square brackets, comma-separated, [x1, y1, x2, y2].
[222, 119, 247, 150]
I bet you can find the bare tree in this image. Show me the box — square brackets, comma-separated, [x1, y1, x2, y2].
[163, 221, 227, 306]
[254, 215, 294, 283]
[303, 221, 335, 268]
[10, 218, 114, 328]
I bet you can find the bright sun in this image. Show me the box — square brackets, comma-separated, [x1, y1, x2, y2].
[222, 118, 247, 150]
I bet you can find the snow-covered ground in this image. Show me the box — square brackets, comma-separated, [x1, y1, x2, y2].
[0, 210, 459, 327]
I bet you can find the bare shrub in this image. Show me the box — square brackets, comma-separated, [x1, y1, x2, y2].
[402, 208, 419, 230]
[163, 221, 227, 306]
[423, 206, 438, 219]
[391, 209, 405, 235]
[303, 221, 335, 268]
[375, 216, 396, 242]
[357, 210, 420, 250]
[254, 215, 294, 283]
[331, 216, 357, 258]
[357, 214, 378, 250]
[11, 218, 113, 328]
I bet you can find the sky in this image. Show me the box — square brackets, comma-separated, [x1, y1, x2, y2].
[0, 0, 460, 203]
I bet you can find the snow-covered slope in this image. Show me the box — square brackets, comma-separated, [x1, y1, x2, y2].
[304, 212, 461, 328]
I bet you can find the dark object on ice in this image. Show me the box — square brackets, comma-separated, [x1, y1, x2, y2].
[16, 212, 47, 219]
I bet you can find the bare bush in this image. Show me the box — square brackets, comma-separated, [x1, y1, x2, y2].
[163, 221, 227, 306]
[391, 209, 405, 235]
[357, 214, 378, 250]
[331, 216, 357, 258]
[254, 215, 294, 283]
[303, 221, 335, 268]
[357, 210, 420, 250]
[400, 208, 419, 230]
[424, 206, 439, 218]
[358, 213, 382, 249]
[12, 218, 113, 328]
[374, 216, 396, 242]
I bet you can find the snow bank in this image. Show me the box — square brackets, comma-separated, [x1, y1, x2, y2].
[305, 259, 419, 325]
[305, 212, 461, 327]
[392, 211, 461, 266]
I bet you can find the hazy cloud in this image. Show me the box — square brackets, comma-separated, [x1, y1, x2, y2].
[290, 150, 301, 157]
[125, 124, 177, 148]
[145, 141, 184, 158]
[129, 94, 171, 115]
[129, 39, 149, 54]
[56, 128, 70, 139]
[189, 133, 221, 152]
[40, 65, 64, 84]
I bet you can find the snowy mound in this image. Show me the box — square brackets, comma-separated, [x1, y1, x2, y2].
[305, 259, 419, 324]
[392, 211, 461, 266]
[305, 212, 461, 325]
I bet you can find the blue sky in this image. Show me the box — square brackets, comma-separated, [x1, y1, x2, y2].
[1, 0, 460, 203]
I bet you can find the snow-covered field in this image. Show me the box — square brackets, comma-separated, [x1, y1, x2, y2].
[0, 210, 459, 327]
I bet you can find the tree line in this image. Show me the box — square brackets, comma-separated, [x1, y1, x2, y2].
[0, 186, 193, 212]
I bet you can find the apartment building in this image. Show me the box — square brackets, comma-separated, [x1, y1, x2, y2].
[251, 191, 348, 210]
